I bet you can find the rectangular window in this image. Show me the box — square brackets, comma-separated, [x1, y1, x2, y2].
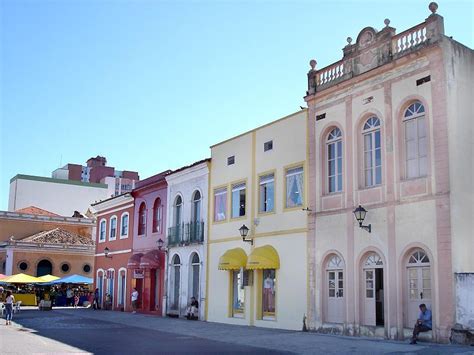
[214, 188, 227, 222]
[405, 117, 427, 179]
[264, 140, 273, 152]
[327, 141, 343, 192]
[262, 269, 276, 318]
[99, 221, 106, 242]
[231, 182, 246, 218]
[121, 214, 129, 236]
[232, 270, 245, 317]
[227, 156, 235, 165]
[259, 173, 274, 213]
[110, 218, 117, 240]
[285, 166, 303, 208]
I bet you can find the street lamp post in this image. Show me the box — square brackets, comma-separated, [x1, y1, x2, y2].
[104, 247, 113, 258]
[353, 205, 372, 233]
[238, 224, 253, 245]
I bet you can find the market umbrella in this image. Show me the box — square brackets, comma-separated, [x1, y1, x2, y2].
[51, 274, 93, 284]
[37, 274, 60, 283]
[0, 274, 6, 279]
[1, 273, 42, 284]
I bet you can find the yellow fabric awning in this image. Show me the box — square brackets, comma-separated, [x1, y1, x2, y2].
[218, 248, 247, 270]
[246, 245, 280, 270]
[37, 274, 60, 282]
[2, 273, 42, 284]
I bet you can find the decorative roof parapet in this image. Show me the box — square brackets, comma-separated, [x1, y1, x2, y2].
[306, 2, 444, 96]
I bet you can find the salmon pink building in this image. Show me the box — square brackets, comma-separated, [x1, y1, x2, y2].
[128, 171, 170, 315]
[304, 3, 473, 343]
[92, 193, 134, 311]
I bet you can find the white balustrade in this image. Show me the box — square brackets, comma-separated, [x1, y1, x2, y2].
[392, 24, 427, 55]
[316, 61, 344, 86]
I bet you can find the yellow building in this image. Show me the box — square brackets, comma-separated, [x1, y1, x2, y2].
[206, 110, 309, 330]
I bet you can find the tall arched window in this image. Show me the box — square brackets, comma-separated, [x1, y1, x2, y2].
[138, 202, 147, 236]
[192, 191, 201, 223]
[174, 196, 182, 227]
[152, 198, 162, 233]
[109, 216, 117, 240]
[404, 101, 427, 179]
[363, 117, 382, 187]
[327, 127, 343, 193]
[190, 253, 200, 300]
[99, 219, 106, 242]
[170, 254, 181, 311]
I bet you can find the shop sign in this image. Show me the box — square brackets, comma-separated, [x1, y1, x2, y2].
[133, 269, 144, 279]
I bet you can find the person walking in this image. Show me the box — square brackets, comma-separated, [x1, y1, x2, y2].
[131, 288, 139, 314]
[93, 288, 100, 310]
[5, 290, 15, 325]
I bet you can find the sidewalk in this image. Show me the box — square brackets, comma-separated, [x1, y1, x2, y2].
[53, 309, 473, 354]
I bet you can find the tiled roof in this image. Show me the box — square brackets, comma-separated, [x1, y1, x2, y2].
[15, 206, 60, 217]
[21, 228, 95, 246]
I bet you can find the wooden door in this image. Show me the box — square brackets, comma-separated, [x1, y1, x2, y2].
[407, 266, 431, 327]
[364, 269, 376, 326]
[327, 270, 344, 323]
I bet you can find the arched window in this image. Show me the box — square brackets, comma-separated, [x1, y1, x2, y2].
[362, 117, 382, 187]
[192, 191, 201, 223]
[326, 127, 343, 193]
[174, 196, 182, 227]
[138, 202, 147, 236]
[152, 198, 163, 233]
[190, 253, 200, 299]
[404, 101, 427, 179]
[109, 216, 117, 240]
[327, 254, 344, 269]
[37, 259, 53, 277]
[364, 252, 383, 267]
[170, 255, 181, 311]
[99, 219, 106, 242]
[120, 213, 129, 237]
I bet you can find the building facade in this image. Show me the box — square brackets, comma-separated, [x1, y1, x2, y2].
[304, 4, 473, 342]
[92, 193, 134, 311]
[128, 171, 170, 315]
[206, 110, 308, 330]
[165, 159, 210, 319]
[9, 156, 139, 216]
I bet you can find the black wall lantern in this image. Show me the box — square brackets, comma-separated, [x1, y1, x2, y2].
[353, 205, 371, 233]
[104, 247, 113, 258]
[157, 238, 164, 250]
[239, 224, 253, 245]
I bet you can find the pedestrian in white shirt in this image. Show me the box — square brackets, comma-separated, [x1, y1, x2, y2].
[131, 288, 139, 314]
[5, 290, 14, 325]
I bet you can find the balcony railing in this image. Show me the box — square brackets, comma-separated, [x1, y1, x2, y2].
[168, 221, 204, 247]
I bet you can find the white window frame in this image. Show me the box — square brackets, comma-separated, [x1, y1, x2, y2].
[120, 212, 129, 239]
[231, 182, 246, 218]
[285, 166, 304, 208]
[109, 215, 117, 241]
[99, 219, 107, 243]
[214, 188, 227, 222]
[117, 267, 127, 308]
[362, 117, 382, 187]
[259, 173, 275, 213]
[153, 198, 163, 234]
[326, 128, 343, 193]
[403, 102, 427, 179]
[138, 202, 147, 236]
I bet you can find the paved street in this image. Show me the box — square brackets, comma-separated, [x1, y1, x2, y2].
[2, 309, 473, 354]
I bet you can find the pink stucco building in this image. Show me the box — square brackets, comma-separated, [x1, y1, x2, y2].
[304, 3, 473, 343]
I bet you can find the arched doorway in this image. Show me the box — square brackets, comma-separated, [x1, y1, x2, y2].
[325, 254, 345, 323]
[362, 252, 384, 326]
[37, 259, 52, 277]
[189, 253, 200, 300]
[170, 254, 181, 312]
[406, 249, 431, 327]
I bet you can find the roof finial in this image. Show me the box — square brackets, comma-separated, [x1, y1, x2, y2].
[309, 59, 317, 70]
[429, 2, 438, 14]
[347, 37, 352, 45]
[384, 18, 390, 27]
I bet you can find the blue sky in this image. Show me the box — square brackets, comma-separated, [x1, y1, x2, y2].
[1, 0, 472, 210]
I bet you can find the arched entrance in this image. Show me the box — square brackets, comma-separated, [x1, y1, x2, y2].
[170, 254, 181, 312]
[189, 253, 200, 300]
[405, 249, 432, 327]
[325, 254, 345, 323]
[361, 252, 384, 326]
[37, 259, 52, 277]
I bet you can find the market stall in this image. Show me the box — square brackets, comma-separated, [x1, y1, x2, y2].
[0, 273, 43, 306]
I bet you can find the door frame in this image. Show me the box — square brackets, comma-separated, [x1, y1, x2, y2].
[322, 252, 346, 324]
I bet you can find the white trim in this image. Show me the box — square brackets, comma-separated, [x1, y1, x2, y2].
[117, 267, 127, 308]
[99, 219, 107, 243]
[95, 248, 132, 257]
[109, 215, 118, 241]
[120, 212, 129, 239]
[96, 268, 105, 308]
[96, 203, 134, 217]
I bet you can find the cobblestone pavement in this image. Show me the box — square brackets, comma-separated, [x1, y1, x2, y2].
[3, 309, 474, 354]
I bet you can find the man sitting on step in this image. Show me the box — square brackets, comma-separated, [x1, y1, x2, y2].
[410, 303, 432, 344]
